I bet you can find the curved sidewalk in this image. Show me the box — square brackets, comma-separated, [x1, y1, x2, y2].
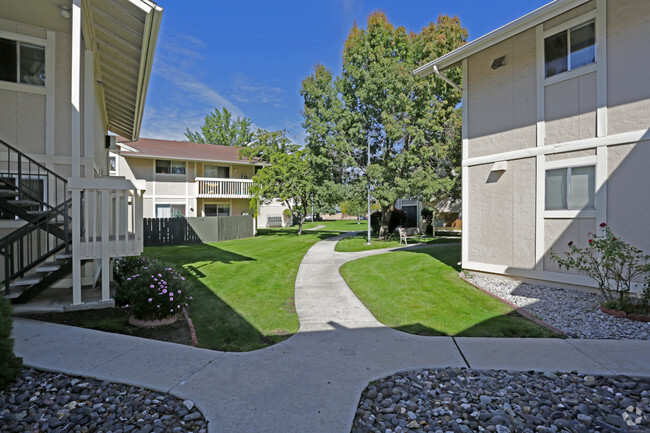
[11, 233, 650, 433]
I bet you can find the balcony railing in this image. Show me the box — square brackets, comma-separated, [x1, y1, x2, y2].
[196, 177, 252, 198]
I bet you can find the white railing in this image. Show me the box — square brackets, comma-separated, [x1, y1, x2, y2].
[196, 177, 252, 198]
[68, 176, 145, 305]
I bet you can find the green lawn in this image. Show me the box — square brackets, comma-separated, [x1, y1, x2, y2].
[144, 228, 340, 351]
[340, 245, 559, 337]
[335, 234, 460, 252]
[302, 219, 366, 232]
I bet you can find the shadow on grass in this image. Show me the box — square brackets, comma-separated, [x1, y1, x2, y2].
[256, 227, 345, 240]
[398, 244, 462, 271]
[394, 312, 562, 338]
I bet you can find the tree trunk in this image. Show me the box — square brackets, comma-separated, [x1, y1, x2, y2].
[378, 204, 393, 240]
[297, 218, 303, 235]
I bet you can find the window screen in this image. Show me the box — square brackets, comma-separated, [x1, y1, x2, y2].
[545, 165, 595, 210]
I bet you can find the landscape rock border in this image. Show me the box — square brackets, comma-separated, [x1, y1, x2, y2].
[128, 314, 178, 328]
[600, 305, 650, 322]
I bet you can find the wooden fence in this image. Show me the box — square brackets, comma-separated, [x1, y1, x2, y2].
[143, 216, 254, 246]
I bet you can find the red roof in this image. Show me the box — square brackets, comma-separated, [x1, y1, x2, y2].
[116, 137, 262, 164]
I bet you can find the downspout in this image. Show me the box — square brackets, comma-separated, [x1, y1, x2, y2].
[433, 65, 463, 93]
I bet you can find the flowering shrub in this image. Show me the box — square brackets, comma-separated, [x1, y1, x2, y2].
[116, 260, 192, 320]
[113, 256, 159, 306]
[550, 223, 650, 312]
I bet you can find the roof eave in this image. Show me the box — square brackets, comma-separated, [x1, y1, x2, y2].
[413, 0, 591, 77]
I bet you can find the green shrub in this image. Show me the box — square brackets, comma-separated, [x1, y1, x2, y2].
[0, 295, 22, 389]
[113, 256, 158, 306]
[370, 208, 407, 235]
[421, 207, 434, 236]
[117, 261, 192, 320]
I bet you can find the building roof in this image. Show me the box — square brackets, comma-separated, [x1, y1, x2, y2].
[414, 0, 590, 76]
[116, 137, 263, 165]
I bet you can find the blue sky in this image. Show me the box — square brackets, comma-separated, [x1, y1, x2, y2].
[140, 0, 551, 143]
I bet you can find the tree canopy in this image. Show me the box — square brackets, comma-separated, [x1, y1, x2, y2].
[300, 13, 467, 238]
[239, 130, 315, 235]
[185, 107, 254, 146]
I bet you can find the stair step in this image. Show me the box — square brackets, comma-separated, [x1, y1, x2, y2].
[56, 253, 72, 260]
[0, 190, 18, 198]
[35, 261, 63, 273]
[26, 210, 48, 216]
[4, 290, 22, 300]
[14, 199, 40, 207]
[11, 273, 43, 287]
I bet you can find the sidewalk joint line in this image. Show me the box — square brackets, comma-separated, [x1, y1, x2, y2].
[562, 339, 616, 375]
[452, 337, 471, 368]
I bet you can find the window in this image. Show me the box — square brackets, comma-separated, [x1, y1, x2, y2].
[545, 21, 595, 78]
[204, 165, 229, 178]
[0, 37, 46, 86]
[155, 160, 185, 175]
[156, 204, 185, 218]
[109, 156, 117, 173]
[545, 165, 595, 210]
[204, 204, 230, 217]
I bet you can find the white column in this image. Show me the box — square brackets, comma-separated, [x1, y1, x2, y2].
[101, 190, 110, 301]
[84, 49, 95, 169]
[461, 58, 469, 266]
[71, 0, 82, 302]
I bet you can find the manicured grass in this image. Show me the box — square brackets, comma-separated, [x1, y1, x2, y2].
[335, 234, 460, 252]
[340, 245, 559, 338]
[144, 228, 340, 351]
[302, 219, 367, 232]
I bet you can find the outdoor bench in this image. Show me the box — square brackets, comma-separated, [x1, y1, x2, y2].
[399, 227, 424, 245]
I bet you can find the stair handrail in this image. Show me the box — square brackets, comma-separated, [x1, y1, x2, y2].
[0, 138, 68, 213]
[0, 198, 72, 295]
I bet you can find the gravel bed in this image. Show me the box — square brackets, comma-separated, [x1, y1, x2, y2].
[0, 369, 207, 433]
[465, 275, 650, 340]
[351, 367, 650, 433]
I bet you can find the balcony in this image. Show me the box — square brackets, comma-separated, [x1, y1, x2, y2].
[196, 177, 252, 198]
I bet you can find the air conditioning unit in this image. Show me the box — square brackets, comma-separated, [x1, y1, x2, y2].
[105, 135, 117, 151]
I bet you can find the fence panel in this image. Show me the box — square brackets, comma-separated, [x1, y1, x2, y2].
[143, 216, 254, 246]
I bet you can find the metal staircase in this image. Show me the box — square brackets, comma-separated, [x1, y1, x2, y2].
[0, 139, 72, 303]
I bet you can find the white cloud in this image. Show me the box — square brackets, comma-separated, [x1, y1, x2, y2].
[230, 73, 283, 105]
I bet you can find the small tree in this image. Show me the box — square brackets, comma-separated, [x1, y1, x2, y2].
[241, 130, 315, 235]
[550, 223, 650, 310]
[185, 107, 254, 146]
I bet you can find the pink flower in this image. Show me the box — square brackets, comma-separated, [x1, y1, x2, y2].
[177, 290, 181, 294]
[162, 289, 167, 294]
[612, 237, 617, 241]
[148, 298, 152, 302]
[588, 239, 593, 244]
[158, 273, 162, 277]
[150, 285, 154, 289]
[170, 297, 174, 301]
[181, 277, 185, 281]
[599, 222, 607, 227]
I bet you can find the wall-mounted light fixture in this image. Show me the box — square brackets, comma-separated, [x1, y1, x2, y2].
[491, 160, 507, 172]
[491, 56, 506, 70]
[60, 6, 71, 19]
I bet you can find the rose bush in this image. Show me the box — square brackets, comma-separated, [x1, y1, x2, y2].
[550, 223, 650, 313]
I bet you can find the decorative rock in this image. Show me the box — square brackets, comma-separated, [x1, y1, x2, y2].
[351, 367, 650, 433]
[0, 369, 207, 433]
[182, 400, 194, 411]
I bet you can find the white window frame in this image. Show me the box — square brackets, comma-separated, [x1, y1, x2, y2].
[544, 156, 597, 218]
[542, 10, 598, 85]
[204, 203, 230, 217]
[155, 204, 186, 218]
[0, 30, 48, 94]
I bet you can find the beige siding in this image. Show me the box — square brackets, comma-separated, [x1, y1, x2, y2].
[545, 149, 596, 162]
[125, 157, 153, 180]
[606, 141, 650, 253]
[154, 180, 186, 196]
[234, 164, 255, 179]
[466, 28, 537, 158]
[467, 158, 536, 268]
[231, 199, 253, 216]
[544, 72, 597, 145]
[543, 0, 596, 31]
[607, 0, 650, 136]
[543, 218, 596, 272]
[54, 31, 72, 157]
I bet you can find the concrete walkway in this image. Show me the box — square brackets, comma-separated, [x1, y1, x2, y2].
[12, 234, 650, 433]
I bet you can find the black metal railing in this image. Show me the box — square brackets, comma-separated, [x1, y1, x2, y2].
[0, 198, 72, 295]
[0, 139, 71, 295]
[0, 138, 68, 214]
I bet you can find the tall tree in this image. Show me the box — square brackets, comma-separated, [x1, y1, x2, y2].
[185, 107, 254, 146]
[301, 13, 467, 239]
[240, 130, 315, 235]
